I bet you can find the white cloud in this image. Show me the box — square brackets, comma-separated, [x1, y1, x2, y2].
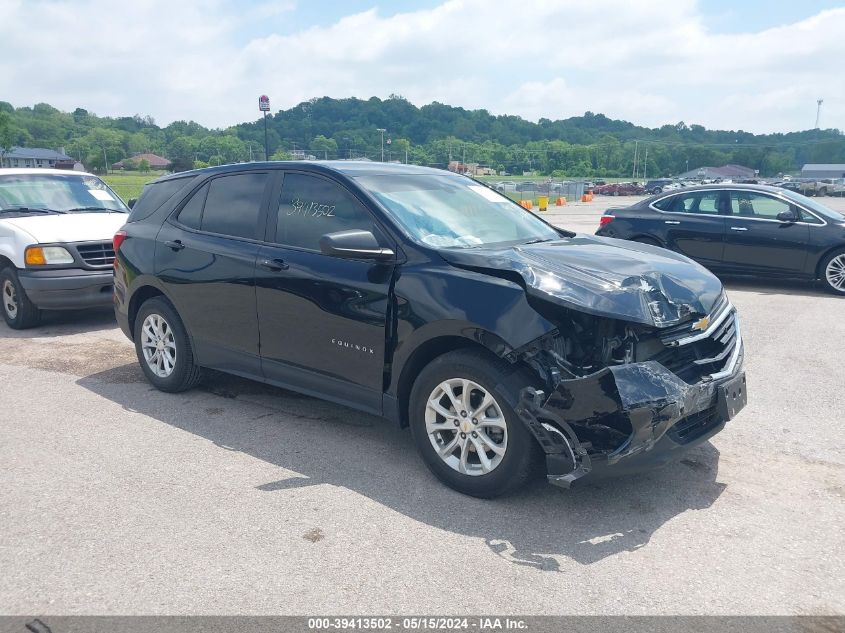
[1, 0, 843, 133]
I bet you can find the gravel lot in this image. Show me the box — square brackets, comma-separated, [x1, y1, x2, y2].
[1, 196, 843, 615]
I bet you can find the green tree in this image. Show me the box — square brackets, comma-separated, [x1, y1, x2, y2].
[137, 158, 150, 172]
[310, 134, 338, 159]
[270, 148, 293, 160]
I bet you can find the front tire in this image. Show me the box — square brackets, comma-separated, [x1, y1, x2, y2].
[0, 268, 40, 330]
[821, 249, 845, 295]
[133, 297, 202, 392]
[409, 349, 541, 498]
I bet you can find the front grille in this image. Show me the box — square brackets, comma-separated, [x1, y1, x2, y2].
[75, 242, 115, 267]
[667, 406, 721, 444]
[651, 302, 740, 384]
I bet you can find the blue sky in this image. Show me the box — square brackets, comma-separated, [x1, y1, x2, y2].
[2, 0, 843, 133]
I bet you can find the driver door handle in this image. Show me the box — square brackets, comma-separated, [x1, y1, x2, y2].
[259, 258, 289, 272]
[164, 240, 185, 251]
[664, 220, 680, 225]
[730, 226, 749, 231]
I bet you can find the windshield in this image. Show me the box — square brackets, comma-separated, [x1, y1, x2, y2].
[0, 173, 128, 214]
[355, 174, 561, 248]
[780, 189, 845, 221]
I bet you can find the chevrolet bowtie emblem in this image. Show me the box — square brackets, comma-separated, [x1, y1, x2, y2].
[691, 316, 710, 332]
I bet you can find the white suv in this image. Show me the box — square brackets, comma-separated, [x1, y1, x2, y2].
[0, 168, 129, 329]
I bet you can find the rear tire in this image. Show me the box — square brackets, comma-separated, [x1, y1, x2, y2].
[133, 297, 202, 392]
[0, 268, 40, 330]
[820, 249, 845, 295]
[409, 349, 541, 498]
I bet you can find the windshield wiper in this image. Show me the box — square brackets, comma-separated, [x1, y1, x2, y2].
[65, 206, 125, 214]
[523, 237, 555, 244]
[0, 206, 61, 215]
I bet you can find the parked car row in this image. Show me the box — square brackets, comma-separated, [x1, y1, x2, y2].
[593, 182, 646, 196]
[2, 163, 750, 499]
[775, 178, 845, 197]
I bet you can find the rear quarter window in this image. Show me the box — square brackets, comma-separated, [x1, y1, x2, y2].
[127, 176, 197, 223]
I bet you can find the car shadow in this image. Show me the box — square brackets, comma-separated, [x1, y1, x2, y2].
[0, 306, 116, 338]
[720, 276, 831, 298]
[78, 364, 726, 570]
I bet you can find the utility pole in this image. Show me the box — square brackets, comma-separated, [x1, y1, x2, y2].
[377, 128, 386, 161]
[632, 140, 639, 180]
[643, 147, 648, 180]
[815, 98, 824, 129]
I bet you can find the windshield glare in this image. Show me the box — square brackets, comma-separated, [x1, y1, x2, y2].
[356, 174, 560, 248]
[0, 174, 128, 213]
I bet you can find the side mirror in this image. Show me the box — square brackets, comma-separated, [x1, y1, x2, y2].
[127, 198, 137, 209]
[319, 230, 394, 261]
[777, 209, 798, 223]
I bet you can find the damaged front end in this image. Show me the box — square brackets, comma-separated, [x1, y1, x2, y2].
[508, 295, 747, 488]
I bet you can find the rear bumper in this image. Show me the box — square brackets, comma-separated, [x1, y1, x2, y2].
[515, 346, 746, 488]
[18, 268, 114, 310]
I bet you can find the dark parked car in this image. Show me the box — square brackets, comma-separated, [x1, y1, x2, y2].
[596, 184, 845, 295]
[114, 162, 746, 497]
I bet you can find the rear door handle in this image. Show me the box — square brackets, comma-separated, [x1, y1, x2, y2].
[664, 220, 680, 225]
[730, 226, 749, 231]
[164, 240, 185, 251]
[259, 258, 289, 272]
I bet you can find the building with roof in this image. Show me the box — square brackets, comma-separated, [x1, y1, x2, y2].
[676, 164, 757, 180]
[801, 164, 845, 179]
[0, 146, 74, 169]
[112, 152, 172, 170]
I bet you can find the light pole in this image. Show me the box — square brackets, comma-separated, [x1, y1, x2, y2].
[377, 128, 386, 162]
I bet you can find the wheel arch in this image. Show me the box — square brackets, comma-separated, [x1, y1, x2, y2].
[630, 233, 665, 247]
[0, 254, 14, 271]
[393, 334, 518, 429]
[128, 285, 168, 335]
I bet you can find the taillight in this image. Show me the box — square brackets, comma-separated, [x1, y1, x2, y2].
[599, 215, 615, 226]
[113, 230, 127, 252]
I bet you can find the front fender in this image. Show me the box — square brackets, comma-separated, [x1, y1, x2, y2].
[388, 264, 556, 395]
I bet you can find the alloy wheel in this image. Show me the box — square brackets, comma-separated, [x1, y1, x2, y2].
[826, 255, 845, 292]
[140, 313, 177, 378]
[424, 378, 508, 476]
[2, 280, 18, 319]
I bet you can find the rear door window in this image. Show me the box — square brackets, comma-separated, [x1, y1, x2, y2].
[654, 191, 721, 214]
[198, 173, 268, 239]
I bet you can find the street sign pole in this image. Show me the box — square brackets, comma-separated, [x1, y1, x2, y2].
[259, 95, 270, 160]
[263, 113, 268, 161]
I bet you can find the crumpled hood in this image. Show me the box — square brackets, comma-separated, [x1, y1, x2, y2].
[439, 234, 723, 327]
[1, 213, 128, 244]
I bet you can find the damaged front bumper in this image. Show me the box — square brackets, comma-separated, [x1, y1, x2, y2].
[514, 313, 747, 489]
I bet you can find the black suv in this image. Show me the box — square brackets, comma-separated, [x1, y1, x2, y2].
[643, 179, 674, 195]
[114, 162, 747, 497]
